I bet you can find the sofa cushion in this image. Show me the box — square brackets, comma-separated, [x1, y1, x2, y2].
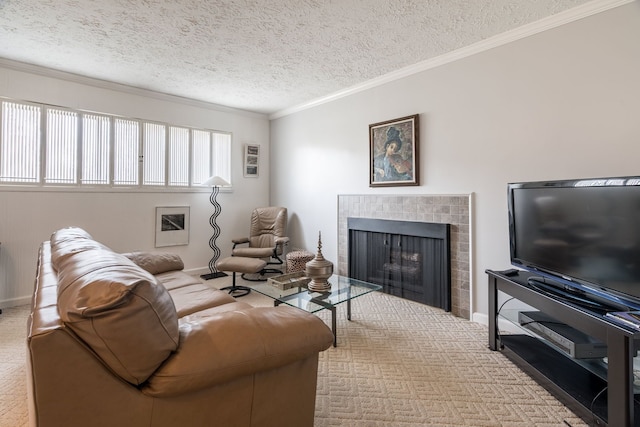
[168, 282, 237, 317]
[122, 251, 184, 275]
[155, 270, 203, 291]
[52, 229, 180, 385]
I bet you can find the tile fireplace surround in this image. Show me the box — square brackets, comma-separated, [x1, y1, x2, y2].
[338, 194, 471, 319]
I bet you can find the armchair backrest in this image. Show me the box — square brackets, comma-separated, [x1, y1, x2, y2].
[249, 207, 288, 254]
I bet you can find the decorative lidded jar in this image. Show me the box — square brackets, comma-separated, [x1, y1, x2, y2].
[305, 232, 333, 291]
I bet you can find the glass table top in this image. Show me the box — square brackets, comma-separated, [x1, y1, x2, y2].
[250, 274, 382, 314]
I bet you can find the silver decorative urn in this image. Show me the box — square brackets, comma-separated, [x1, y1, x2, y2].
[305, 232, 333, 291]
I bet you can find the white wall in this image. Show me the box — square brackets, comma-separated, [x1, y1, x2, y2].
[270, 3, 640, 322]
[0, 65, 271, 307]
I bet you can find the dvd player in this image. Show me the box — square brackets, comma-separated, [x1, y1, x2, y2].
[518, 311, 607, 359]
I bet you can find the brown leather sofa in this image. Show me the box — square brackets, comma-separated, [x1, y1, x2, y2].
[27, 227, 334, 427]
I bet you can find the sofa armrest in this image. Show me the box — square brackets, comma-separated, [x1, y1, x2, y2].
[142, 306, 333, 397]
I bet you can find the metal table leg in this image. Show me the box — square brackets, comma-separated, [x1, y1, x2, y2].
[330, 306, 337, 347]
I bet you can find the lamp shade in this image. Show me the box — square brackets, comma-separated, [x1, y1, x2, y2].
[202, 175, 230, 187]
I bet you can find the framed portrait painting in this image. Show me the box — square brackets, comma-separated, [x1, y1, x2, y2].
[369, 114, 419, 187]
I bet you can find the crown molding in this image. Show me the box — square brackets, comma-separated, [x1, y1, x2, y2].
[0, 0, 631, 121]
[0, 58, 268, 120]
[270, 0, 634, 120]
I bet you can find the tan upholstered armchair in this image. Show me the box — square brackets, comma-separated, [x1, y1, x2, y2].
[232, 207, 289, 280]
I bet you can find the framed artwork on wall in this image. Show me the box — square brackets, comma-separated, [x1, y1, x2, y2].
[369, 114, 419, 187]
[244, 143, 260, 177]
[155, 206, 190, 247]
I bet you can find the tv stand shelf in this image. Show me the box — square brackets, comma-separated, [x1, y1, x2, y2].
[488, 269, 640, 427]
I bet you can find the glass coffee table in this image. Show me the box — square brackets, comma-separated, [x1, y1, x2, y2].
[250, 274, 382, 347]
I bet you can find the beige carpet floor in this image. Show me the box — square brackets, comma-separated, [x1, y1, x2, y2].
[1, 274, 589, 427]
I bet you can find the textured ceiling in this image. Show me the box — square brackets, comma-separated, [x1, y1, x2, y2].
[0, 0, 596, 115]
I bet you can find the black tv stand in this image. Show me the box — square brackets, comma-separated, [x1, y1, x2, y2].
[488, 269, 640, 426]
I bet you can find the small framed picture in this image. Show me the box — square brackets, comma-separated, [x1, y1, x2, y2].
[369, 114, 419, 187]
[244, 144, 260, 177]
[155, 206, 190, 247]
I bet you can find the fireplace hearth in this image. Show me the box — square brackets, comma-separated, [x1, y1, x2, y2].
[348, 217, 451, 311]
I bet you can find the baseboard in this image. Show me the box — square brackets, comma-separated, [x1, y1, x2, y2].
[0, 295, 31, 309]
[473, 312, 489, 326]
[473, 311, 523, 334]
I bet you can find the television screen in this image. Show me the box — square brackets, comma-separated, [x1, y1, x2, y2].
[508, 176, 640, 306]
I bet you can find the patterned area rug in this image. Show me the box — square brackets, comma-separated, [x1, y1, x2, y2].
[0, 306, 30, 427]
[1, 275, 589, 427]
[313, 292, 588, 426]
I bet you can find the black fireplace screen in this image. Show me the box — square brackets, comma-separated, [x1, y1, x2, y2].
[348, 218, 451, 311]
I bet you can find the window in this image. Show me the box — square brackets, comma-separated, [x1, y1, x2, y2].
[192, 129, 211, 185]
[169, 126, 189, 187]
[143, 122, 166, 186]
[82, 113, 110, 185]
[0, 101, 40, 183]
[45, 108, 78, 184]
[113, 118, 140, 186]
[0, 99, 231, 188]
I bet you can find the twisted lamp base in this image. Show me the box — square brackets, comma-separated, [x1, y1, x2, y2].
[200, 184, 228, 280]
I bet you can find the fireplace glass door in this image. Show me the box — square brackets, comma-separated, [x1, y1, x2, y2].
[348, 220, 450, 311]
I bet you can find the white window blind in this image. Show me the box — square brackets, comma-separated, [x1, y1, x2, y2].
[113, 118, 140, 186]
[169, 126, 189, 186]
[45, 108, 78, 184]
[0, 99, 232, 188]
[191, 131, 230, 185]
[0, 101, 40, 183]
[212, 132, 231, 182]
[143, 122, 166, 186]
[82, 114, 110, 185]
[191, 129, 211, 185]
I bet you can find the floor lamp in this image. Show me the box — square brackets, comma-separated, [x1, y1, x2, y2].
[200, 175, 230, 280]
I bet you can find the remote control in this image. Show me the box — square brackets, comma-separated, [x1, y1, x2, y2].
[503, 268, 519, 277]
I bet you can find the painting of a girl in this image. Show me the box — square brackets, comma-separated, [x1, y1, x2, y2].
[370, 115, 419, 187]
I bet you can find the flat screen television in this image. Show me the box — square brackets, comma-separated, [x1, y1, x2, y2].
[508, 176, 640, 311]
